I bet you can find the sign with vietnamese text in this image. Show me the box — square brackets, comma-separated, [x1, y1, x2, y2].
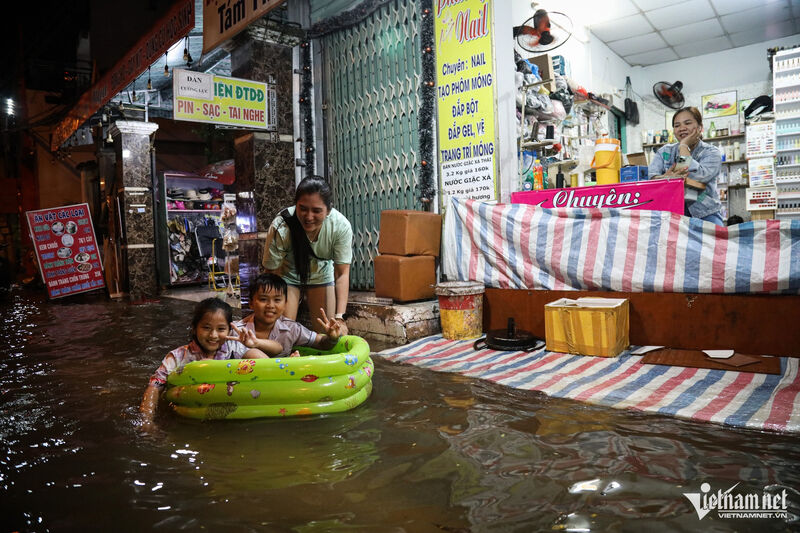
[51, 0, 194, 150]
[173, 69, 276, 130]
[26, 204, 106, 299]
[511, 179, 685, 215]
[435, 0, 497, 202]
[203, 0, 285, 54]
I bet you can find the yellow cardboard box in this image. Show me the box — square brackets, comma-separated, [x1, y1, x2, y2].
[544, 298, 629, 357]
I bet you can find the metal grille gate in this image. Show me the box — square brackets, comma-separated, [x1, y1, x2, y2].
[321, 0, 422, 290]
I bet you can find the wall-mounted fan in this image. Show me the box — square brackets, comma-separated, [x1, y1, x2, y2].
[653, 80, 685, 109]
[514, 9, 573, 54]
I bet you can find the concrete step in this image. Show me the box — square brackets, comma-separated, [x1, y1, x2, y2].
[345, 291, 440, 346]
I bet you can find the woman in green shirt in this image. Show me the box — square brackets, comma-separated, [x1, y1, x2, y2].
[263, 176, 353, 333]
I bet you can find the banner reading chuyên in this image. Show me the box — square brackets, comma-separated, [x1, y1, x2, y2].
[511, 179, 685, 214]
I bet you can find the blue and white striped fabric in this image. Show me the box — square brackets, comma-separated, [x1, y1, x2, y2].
[442, 196, 800, 293]
[376, 336, 800, 433]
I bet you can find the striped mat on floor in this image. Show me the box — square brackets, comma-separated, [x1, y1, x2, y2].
[375, 335, 800, 433]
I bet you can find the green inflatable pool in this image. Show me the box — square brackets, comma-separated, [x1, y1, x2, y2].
[164, 335, 373, 420]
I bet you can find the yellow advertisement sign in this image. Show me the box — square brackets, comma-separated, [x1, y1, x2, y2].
[172, 69, 276, 130]
[435, 0, 497, 201]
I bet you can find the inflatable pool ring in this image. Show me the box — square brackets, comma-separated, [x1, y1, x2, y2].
[164, 335, 373, 420]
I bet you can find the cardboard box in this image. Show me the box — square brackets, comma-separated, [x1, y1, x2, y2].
[378, 210, 442, 256]
[374, 254, 436, 302]
[527, 53, 556, 92]
[626, 152, 648, 166]
[620, 165, 649, 182]
[544, 297, 629, 357]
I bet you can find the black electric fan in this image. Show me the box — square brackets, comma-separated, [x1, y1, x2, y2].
[514, 9, 573, 54]
[653, 80, 685, 109]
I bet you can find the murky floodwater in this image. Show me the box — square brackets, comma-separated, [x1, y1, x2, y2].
[1, 289, 799, 532]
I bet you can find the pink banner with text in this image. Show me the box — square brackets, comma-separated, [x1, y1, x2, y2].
[511, 179, 684, 214]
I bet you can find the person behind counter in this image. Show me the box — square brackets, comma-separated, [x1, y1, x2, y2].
[263, 176, 353, 334]
[648, 106, 724, 225]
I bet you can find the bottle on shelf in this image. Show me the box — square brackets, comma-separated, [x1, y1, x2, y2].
[733, 142, 741, 161]
[532, 159, 544, 190]
[708, 121, 716, 138]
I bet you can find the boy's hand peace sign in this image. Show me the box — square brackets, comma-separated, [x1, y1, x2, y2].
[316, 308, 347, 340]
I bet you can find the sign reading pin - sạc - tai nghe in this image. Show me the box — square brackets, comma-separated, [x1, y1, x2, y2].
[173, 69, 276, 130]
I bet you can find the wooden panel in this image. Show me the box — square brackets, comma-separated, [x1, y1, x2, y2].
[484, 289, 800, 357]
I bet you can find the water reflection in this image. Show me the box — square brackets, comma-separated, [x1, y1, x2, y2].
[1, 289, 799, 532]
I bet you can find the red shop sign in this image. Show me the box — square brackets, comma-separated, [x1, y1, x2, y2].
[25, 203, 106, 299]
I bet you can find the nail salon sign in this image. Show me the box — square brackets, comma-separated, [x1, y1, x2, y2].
[511, 179, 684, 214]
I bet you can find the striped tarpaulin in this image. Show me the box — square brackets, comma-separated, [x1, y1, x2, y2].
[442, 196, 800, 293]
[376, 335, 800, 433]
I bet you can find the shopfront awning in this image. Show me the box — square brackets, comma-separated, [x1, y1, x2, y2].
[50, 0, 195, 151]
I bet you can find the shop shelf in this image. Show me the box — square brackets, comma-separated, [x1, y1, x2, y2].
[775, 114, 800, 120]
[706, 133, 745, 142]
[776, 65, 800, 74]
[722, 159, 747, 165]
[777, 147, 800, 152]
[643, 143, 664, 149]
[776, 131, 800, 137]
[775, 81, 800, 90]
[778, 191, 800, 199]
[520, 140, 555, 149]
[777, 163, 800, 169]
[776, 178, 800, 184]
[775, 99, 800, 105]
[776, 210, 800, 217]
[167, 209, 222, 213]
[775, 48, 800, 59]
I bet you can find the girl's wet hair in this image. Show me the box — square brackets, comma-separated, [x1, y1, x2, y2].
[284, 175, 333, 284]
[250, 273, 288, 300]
[191, 298, 233, 337]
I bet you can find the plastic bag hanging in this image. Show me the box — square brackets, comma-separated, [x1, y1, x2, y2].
[624, 76, 639, 125]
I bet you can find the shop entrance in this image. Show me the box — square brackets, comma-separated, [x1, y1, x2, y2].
[320, 0, 424, 290]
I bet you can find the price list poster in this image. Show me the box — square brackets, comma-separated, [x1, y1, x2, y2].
[26, 203, 106, 298]
[435, 0, 498, 201]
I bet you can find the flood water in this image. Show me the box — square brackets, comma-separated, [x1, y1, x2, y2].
[2, 289, 799, 532]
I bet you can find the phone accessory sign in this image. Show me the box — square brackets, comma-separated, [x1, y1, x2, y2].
[173, 69, 277, 131]
[25, 203, 106, 299]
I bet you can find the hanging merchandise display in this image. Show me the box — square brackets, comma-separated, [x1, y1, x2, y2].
[772, 48, 800, 219]
[157, 171, 228, 286]
[624, 76, 639, 125]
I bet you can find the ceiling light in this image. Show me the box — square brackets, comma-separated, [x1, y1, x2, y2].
[164, 52, 170, 77]
[147, 66, 152, 90]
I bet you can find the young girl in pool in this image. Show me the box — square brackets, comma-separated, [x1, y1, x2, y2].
[139, 298, 278, 427]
